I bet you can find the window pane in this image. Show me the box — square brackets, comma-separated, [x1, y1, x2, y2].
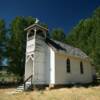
[80, 61, 83, 74]
[66, 59, 70, 73]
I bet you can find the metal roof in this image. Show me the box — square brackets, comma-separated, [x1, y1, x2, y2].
[46, 38, 88, 59]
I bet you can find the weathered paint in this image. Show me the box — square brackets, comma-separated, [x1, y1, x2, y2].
[26, 39, 35, 53]
[25, 58, 33, 80]
[55, 53, 93, 84]
[25, 35, 51, 84]
[25, 37, 35, 81]
[25, 36, 93, 85]
[25, 24, 93, 85]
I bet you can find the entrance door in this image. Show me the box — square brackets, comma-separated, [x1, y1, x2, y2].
[25, 58, 33, 81]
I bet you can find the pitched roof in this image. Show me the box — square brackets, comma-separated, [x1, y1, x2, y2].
[24, 23, 48, 31]
[45, 38, 88, 59]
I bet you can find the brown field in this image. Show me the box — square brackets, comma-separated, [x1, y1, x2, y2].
[0, 86, 100, 100]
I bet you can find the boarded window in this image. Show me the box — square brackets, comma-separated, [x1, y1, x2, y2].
[66, 58, 70, 73]
[80, 61, 84, 74]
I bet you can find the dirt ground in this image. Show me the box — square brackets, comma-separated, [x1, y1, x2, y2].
[0, 86, 100, 100]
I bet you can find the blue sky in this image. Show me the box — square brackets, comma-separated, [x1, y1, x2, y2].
[0, 0, 100, 33]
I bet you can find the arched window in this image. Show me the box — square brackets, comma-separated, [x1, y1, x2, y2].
[28, 30, 34, 40]
[66, 58, 70, 73]
[37, 30, 45, 37]
[80, 61, 84, 74]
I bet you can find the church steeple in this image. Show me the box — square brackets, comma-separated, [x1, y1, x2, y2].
[24, 19, 48, 41]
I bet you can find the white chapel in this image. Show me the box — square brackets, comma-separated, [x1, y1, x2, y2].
[24, 20, 94, 88]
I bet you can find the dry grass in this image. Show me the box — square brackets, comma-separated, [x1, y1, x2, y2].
[0, 86, 100, 100]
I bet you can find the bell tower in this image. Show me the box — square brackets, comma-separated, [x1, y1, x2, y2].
[24, 19, 48, 83]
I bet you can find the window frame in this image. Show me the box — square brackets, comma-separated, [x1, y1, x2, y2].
[80, 61, 84, 74]
[66, 58, 71, 73]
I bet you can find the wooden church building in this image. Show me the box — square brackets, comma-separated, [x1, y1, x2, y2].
[24, 20, 94, 88]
